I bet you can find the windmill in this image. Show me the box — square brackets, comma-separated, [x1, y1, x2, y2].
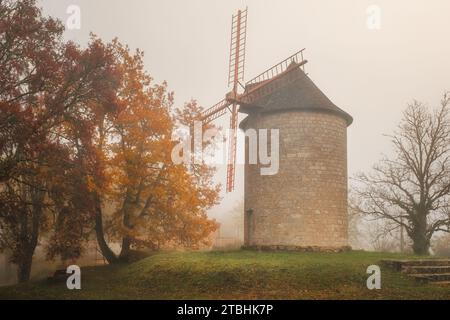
[198, 8, 308, 192]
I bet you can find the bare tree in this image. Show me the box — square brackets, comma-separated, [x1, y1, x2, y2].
[354, 93, 450, 255]
[433, 233, 450, 257]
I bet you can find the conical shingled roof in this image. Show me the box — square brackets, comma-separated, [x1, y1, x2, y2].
[239, 63, 353, 127]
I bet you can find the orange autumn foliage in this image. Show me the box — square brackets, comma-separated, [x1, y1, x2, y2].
[1, 0, 219, 278]
[93, 41, 220, 260]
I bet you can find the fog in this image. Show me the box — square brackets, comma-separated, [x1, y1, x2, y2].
[36, 0, 450, 220]
[2, 0, 450, 285]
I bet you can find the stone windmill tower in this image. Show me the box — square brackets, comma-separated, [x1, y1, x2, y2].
[240, 63, 353, 251]
[195, 8, 352, 251]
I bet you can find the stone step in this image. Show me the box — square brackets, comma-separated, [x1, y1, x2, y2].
[430, 281, 450, 287]
[401, 265, 450, 274]
[381, 259, 450, 271]
[409, 273, 450, 282]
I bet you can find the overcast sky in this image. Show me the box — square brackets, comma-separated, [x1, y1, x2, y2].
[39, 0, 450, 220]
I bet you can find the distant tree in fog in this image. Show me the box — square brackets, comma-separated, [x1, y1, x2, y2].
[355, 93, 450, 255]
[433, 234, 450, 257]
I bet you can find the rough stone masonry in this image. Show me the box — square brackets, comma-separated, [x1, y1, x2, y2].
[239, 63, 353, 252]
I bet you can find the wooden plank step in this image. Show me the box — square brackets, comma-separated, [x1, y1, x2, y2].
[430, 281, 450, 287]
[381, 259, 450, 270]
[409, 273, 450, 282]
[401, 265, 450, 274]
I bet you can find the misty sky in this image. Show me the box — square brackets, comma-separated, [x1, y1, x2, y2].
[39, 0, 450, 220]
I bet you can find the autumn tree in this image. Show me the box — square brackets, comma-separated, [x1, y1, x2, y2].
[1, 0, 220, 278]
[91, 43, 219, 262]
[355, 93, 450, 255]
[0, 0, 120, 281]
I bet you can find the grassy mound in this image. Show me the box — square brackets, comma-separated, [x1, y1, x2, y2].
[0, 250, 449, 300]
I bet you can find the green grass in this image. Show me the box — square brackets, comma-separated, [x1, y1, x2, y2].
[0, 250, 449, 300]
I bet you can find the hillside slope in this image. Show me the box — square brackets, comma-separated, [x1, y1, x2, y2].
[1, 250, 449, 299]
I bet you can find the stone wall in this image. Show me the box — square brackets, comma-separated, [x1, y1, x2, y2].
[242, 110, 349, 249]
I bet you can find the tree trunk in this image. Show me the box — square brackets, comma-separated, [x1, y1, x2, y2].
[17, 208, 39, 283]
[412, 214, 430, 255]
[94, 196, 119, 264]
[17, 250, 33, 283]
[16, 188, 42, 283]
[119, 236, 131, 262]
[412, 233, 430, 255]
[119, 208, 132, 262]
